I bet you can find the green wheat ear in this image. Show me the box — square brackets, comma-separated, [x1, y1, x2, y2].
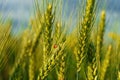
[86, 42, 97, 80]
[43, 3, 54, 67]
[9, 29, 32, 77]
[53, 22, 66, 80]
[57, 53, 66, 80]
[96, 10, 106, 79]
[100, 45, 112, 80]
[75, 0, 96, 74]
[37, 42, 66, 80]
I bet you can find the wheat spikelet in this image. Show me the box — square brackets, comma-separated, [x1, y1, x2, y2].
[96, 10, 106, 79]
[86, 10, 106, 80]
[75, 0, 96, 74]
[29, 53, 34, 80]
[96, 10, 106, 55]
[43, 3, 54, 66]
[27, 3, 45, 79]
[28, 13, 44, 80]
[9, 29, 32, 76]
[54, 22, 61, 44]
[28, 21, 43, 80]
[87, 62, 97, 80]
[86, 42, 97, 80]
[58, 53, 66, 80]
[54, 22, 66, 80]
[74, 46, 83, 72]
[100, 45, 112, 80]
[37, 42, 66, 80]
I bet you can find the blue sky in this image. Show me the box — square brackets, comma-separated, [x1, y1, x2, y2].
[0, 0, 120, 34]
[0, 0, 34, 30]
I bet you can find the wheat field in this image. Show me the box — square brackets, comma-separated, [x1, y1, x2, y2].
[0, 0, 120, 80]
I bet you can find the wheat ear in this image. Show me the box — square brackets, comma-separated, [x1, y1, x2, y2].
[76, 0, 96, 74]
[100, 45, 112, 80]
[96, 10, 106, 79]
[37, 42, 66, 80]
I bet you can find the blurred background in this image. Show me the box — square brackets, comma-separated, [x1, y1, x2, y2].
[0, 0, 120, 33]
